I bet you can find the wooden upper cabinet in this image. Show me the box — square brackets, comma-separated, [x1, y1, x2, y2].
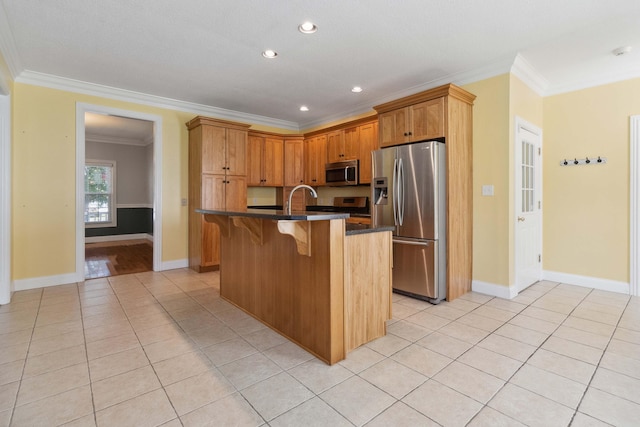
[327, 130, 348, 163]
[410, 98, 445, 142]
[358, 122, 378, 184]
[246, 134, 284, 186]
[201, 125, 227, 174]
[247, 135, 263, 186]
[264, 138, 284, 186]
[305, 135, 327, 186]
[378, 108, 408, 147]
[343, 127, 360, 161]
[226, 128, 248, 175]
[378, 97, 444, 147]
[284, 137, 305, 186]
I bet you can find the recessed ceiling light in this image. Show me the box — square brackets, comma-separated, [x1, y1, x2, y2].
[262, 50, 278, 59]
[300, 106, 309, 112]
[351, 86, 363, 93]
[612, 46, 632, 56]
[298, 21, 317, 34]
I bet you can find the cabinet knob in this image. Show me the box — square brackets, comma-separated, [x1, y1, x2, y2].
[408, 132, 412, 136]
[403, 132, 408, 136]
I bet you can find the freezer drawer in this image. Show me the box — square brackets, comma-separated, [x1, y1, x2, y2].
[392, 238, 438, 300]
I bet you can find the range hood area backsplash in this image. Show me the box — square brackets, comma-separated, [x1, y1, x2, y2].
[247, 186, 370, 207]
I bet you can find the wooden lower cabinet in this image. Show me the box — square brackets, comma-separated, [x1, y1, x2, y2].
[344, 230, 392, 352]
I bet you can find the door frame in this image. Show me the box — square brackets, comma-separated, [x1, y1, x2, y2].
[76, 103, 163, 279]
[0, 94, 10, 304]
[630, 115, 640, 296]
[514, 116, 543, 291]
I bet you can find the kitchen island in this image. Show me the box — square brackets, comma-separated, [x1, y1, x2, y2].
[197, 208, 393, 364]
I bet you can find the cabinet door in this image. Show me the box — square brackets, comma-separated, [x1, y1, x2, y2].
[264, 138, 284, 186]
[202, 125, 227, 174]
[247, 135, 264, 186]
[378, 108, 408, 147]
[327, 130, 344, 163]
[226, 128, 248, 176]
[358, 122, 377, 184]
[202, 174, 226, 209]
[343, 127, 360, 160]
[315, 135, 327, 185]
[284, 139, 305, 186]
[225, 176, 247, 211]
[304, 137, 315, 185]
[305, 135, 327, 185]
[200, 219, 220, 267]
[410, 98, 445, 140]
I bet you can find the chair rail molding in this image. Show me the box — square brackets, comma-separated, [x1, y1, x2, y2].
[630, 115, 640, 297]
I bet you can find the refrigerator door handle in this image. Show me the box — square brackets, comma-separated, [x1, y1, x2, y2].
[397, 158, 404, 226]
[392, 158, 399, 226]
[393, 238, 430, 246]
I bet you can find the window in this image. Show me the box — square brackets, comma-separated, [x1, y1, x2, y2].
[84, 160, 116, 227]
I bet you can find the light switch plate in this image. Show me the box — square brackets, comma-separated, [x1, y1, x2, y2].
[482, 185, 494, 196]
[181, 198, 188, 206]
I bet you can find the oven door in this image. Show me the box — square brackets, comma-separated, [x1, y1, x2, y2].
[325, 161, 359, 186]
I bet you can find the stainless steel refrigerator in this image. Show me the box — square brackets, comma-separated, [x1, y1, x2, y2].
[371, 140, 446, 303]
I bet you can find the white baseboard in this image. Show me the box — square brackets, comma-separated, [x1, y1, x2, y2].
[472, 280, 518, 299]
[85, 233, 153, 243]
[160, 259, 189, 271]
[543, 270, 629, 294]
[13, 272, 82, 292]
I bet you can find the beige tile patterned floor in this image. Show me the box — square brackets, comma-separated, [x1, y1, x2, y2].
[1, 269, 640, 426]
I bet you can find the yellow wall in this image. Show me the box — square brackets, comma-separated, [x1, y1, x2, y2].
[464, 75, 511, 286]
[543, 78, 640, 282]
[11, 84, 192, 279]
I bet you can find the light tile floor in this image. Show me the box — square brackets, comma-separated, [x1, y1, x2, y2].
[1, 269, 639, 426]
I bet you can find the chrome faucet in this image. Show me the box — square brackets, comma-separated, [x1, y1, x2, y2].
[286, 184, 317, 214]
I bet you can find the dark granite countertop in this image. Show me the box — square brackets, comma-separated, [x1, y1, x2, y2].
[196, 208, 349, 221]
[345, 224, 395, 236]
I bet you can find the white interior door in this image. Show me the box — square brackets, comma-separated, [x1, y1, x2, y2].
[515, 118, 542, 292]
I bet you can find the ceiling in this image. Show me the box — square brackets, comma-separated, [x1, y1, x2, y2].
[1, 0, 640, 131]
[85, 113, 154, 146]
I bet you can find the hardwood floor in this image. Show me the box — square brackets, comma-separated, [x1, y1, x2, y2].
[84, 239, 153, 279]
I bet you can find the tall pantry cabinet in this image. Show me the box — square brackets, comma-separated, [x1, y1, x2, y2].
[374, 83, 475, 301]
[187, 116, 250, 272]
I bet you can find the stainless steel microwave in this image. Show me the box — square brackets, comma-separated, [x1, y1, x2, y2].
[325, 160, 359, 186]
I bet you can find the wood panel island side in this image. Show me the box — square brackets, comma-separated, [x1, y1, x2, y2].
[197, 208, 394, 365]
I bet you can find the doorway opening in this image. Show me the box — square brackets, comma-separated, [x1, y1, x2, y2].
[76, 104, 163, 281]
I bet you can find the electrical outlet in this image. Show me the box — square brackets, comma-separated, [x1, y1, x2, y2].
[482, 185, 494, 196]
[181, 198, 188, 206]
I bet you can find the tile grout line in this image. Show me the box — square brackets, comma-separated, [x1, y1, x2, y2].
[77, 280, 99, 427]
[108, 273, 184, 425]
[566, 293, 634, 426]
[7, 287, 43, 427]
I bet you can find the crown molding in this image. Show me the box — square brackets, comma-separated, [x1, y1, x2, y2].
[510, 53, 549, 96]
[15, 70, 301, 131]
[545, 68, 640, 97]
